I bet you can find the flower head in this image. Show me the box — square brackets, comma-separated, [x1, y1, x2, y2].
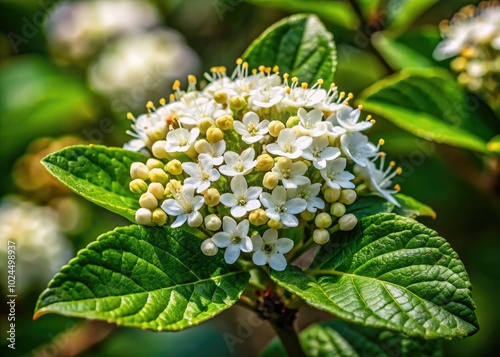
[212, 217, 252, 264]
[219, 148, 257, 176]
[220, 175, 262, 218]
[182, 154, 220, 193]
[161, 184, 204, 227]
[320, 158, 355, 189]
[233, 112, 270, 144]
[251, 229, 294, 271]
[266, 129, 312, 159]
[260, 186, 307, 227]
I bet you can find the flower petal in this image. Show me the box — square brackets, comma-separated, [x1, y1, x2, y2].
[224, 244, 241, 264]
[268, 253, 287, 271]
[276, 238, 294, 254]
[252, 250, 268, 266]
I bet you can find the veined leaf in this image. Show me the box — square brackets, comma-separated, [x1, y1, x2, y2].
[262, 320, 443, 357]
[347, 194, 434, 219]
[242, 14, 337, 84]
[272, 214, 478, 339]
[42, 145, 146, 222]
[394, 193, 436, 219]
[34, 225, 250, 331]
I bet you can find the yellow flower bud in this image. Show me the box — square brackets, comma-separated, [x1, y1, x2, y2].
[229, 96, 247, 111]
[263, 172, 279, 190]
[197, 117, 215, 134]
[324, 187, 341, 203]
[204, 214, 222, 231]
[207, 127, 224, 143]
[256, 154, 274, 171]
[152, 140, 169, 159]
[216, 115, 234, 130]
[330, 202, 346, 217]
[201, 239, 218, 256]
[339, 189, 357, 205]
[286, 116, 300, 128]
[213, 91, 228, 105]
[313, 228, 330, 244]
[249, 209, 269, 226]
[130, 162, 149, 180]
[204, 188, 220, 207]
[148, 182, 165, 200]
[129, 179, 148, 194]
[135, 208, 152, 225]
[315, 212, 333, 228]
[268, 120, 285, 137]
[339, 213, 357, 231]
[146, 126, 167, 143]
[146, 158, 164, 170]
[152, 208, 167, 226]
[139, 192, 158, 210]
[149, 168, 169, 184]
[300, 210, 315, 221]
[166, 160, 183, 175]
[268, 219, 283, 229]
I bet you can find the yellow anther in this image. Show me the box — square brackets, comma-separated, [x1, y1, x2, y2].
[126, 112, 134, 120]
[394, 184, 401, 192]
[283, 73, 289, 79]
[146, 101, 154, 110]
[291, 76, 299, 82]
[366, 114, 372, 121]
[358, 104, 363, 110]
[258, 65, 265, 72]
[159, 98, 166, 105]
[396, 167, 403, 175]
[218, 66, 227, 73]
[172, 80, 181, 91]
[188, 74, 196, 83]
[330, 83, 336, 89]
[378, 152, 386, 157]
[340, 91, 346, 98]
[301, 82, 308, 89]
[236, 58, 243, 65]
[252, 68, 257, 75]
[273, 65, 279, 73]
[348, 92, 354, 99]
[317, 79, 324, 85]
[210, 66, 218, 73]
[378, 138, 385, 146]
[243, 62, 249, 69]
[169, 93, 175, 101]
[344, 101, 349, 106]
[370, 119, 376, 125]
[285, 87, 291, 94]
[264, 67, 271, 74]
[389, 161, 396, 167]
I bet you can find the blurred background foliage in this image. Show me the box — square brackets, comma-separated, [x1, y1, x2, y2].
[0, 0, 498, 356]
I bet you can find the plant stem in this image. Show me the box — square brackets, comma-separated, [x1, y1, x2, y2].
[268, 318, 306, 357]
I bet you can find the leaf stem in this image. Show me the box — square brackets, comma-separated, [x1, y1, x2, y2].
[268, 318, 306, 357]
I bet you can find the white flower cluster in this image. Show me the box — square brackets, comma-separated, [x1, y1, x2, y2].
[126, 60, 402, 271]
[434, 1, 500, 97]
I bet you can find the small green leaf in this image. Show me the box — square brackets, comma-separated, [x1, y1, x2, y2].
[358, 68, 496, 153]
[394, 194, 436, 219]
[262, 320, 443, 357]
[34, 225, 250, 331]
[242, 14, 337, 84]
[42, 145, 146, 222]
[272, 214, 478, 339]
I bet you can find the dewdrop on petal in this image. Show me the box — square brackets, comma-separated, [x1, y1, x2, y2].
[166, 160, 183, 175]
[149, 168, 169, 184]
[130, 162, 149, 180]
[263, 172, 279, 190]
[339, 189, 357, 205]
[139, 192, 158, 210]
[324, 187, 341, 203]
[313, 228, 330, 244]
[339, 213, 358, 231]
[256, 154, 274, 171]
[147, 182, 165, 200]
[249, 208, 269, 226]
[315, 212, 332, 228]
[269, 121, 285, 137]
[204, 188, 220, 207]
[152, 208, 167, 226]
[201, 239, 219, 256]
[207, 127, 224, 143]
[331, 202, 346, 217]
[205, 214, 222, 231]
[135, 208, 153, 225]
[129, 179, 148, 194]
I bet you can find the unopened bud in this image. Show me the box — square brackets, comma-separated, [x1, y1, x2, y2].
[213, 91, 228, 104]
[129, 179, 148, 194]
[205, 214, 222, 231]
[201, 239, 219, 256]
[324, 187, 341, 203]
[249, 209, 269, 226]
[166, 160, 183, 175]
[135, 208, 152, 225]
[263, 172, 279, 190]
[268, 121, 285, 137]
[204, 188, 220, 207]
[229, 96, 247, 111]
[146, 126, 166, 143]
[330, 202, 346, 217]
[149, 168, 169, 184]
[130, 162, 149, 180]
[152, 140, 169, 159]
[268, 219, 283, 229]
[188, 211, 203, 227]
[286, 116, 300, 128]
[339, 213, 358, 231]
[146, 158, 164, 170]
[300, 210, 315, 221]
[313, 228, 330, 244]
[148, 182, 165, 200]
[256, 154, 274, 171]
[315, 212, 332, 228]
[197, 117, 215, 134]
[152, 208, 167, 226]
[139, 192, 158, 210]
[207, 127, 224, 143]
[339, 189, 357, 205]
[216, 115, 234, 130]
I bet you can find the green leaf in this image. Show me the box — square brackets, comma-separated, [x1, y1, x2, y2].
[262, 320, 443, 357]
[242, 14, 337, 84]
[272, 213, 478, 339]
[386, 0, 439, 32]
[358, 68, 495, 153]
[42, 145, 146, 222]
[347, 195, 395, 218]
[394, 194, 436, 219]
[34, 225, 250, 331]
[245, 1, 359, 30]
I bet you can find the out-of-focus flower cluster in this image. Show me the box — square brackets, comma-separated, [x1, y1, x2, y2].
[125, 60, 402, 271]
[434, 1, 500, 102]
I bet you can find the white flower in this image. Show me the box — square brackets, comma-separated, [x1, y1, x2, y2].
[233, 112, 270, 144]
[161, 185, 204, 227]
[271, 159, 308, 189]
[249, 85, 285, 108]
[165, 127, 199, 152]
[212, 217, 252, 264]
[180, 97, 229, 128]
[282, 87, 326, 108]
[356, 160, 401, 206]
[301, 135, 341, 169]
[340, 132, 378, 167]
[336, 106, 372, 132]
[219, 148, 257, 176]
[260, 186, 307, 227]
[251, 229, 293, 271]
[297, 108, 327, 137]
[220, 175, 262, 218]
[320, 158, 355, 189]
[287, 179, 325, 213]
[266, 129, 313, 159]
[182, 154, 220, 193]
[124, 112, 163, 152]
[194, 139, 226, 165]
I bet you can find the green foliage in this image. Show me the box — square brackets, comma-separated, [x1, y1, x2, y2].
[42, 145, 147, 222]
[394, 194, 436, 219]
[242, 14, 337, 84]
[358, 68, 497, 153]
[262, 320, 443, 357]
[272, 214, 478, 339]
[34, 225, 250, 330]
[386, 0, 439, 32]
[347, 194, 435, 219]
